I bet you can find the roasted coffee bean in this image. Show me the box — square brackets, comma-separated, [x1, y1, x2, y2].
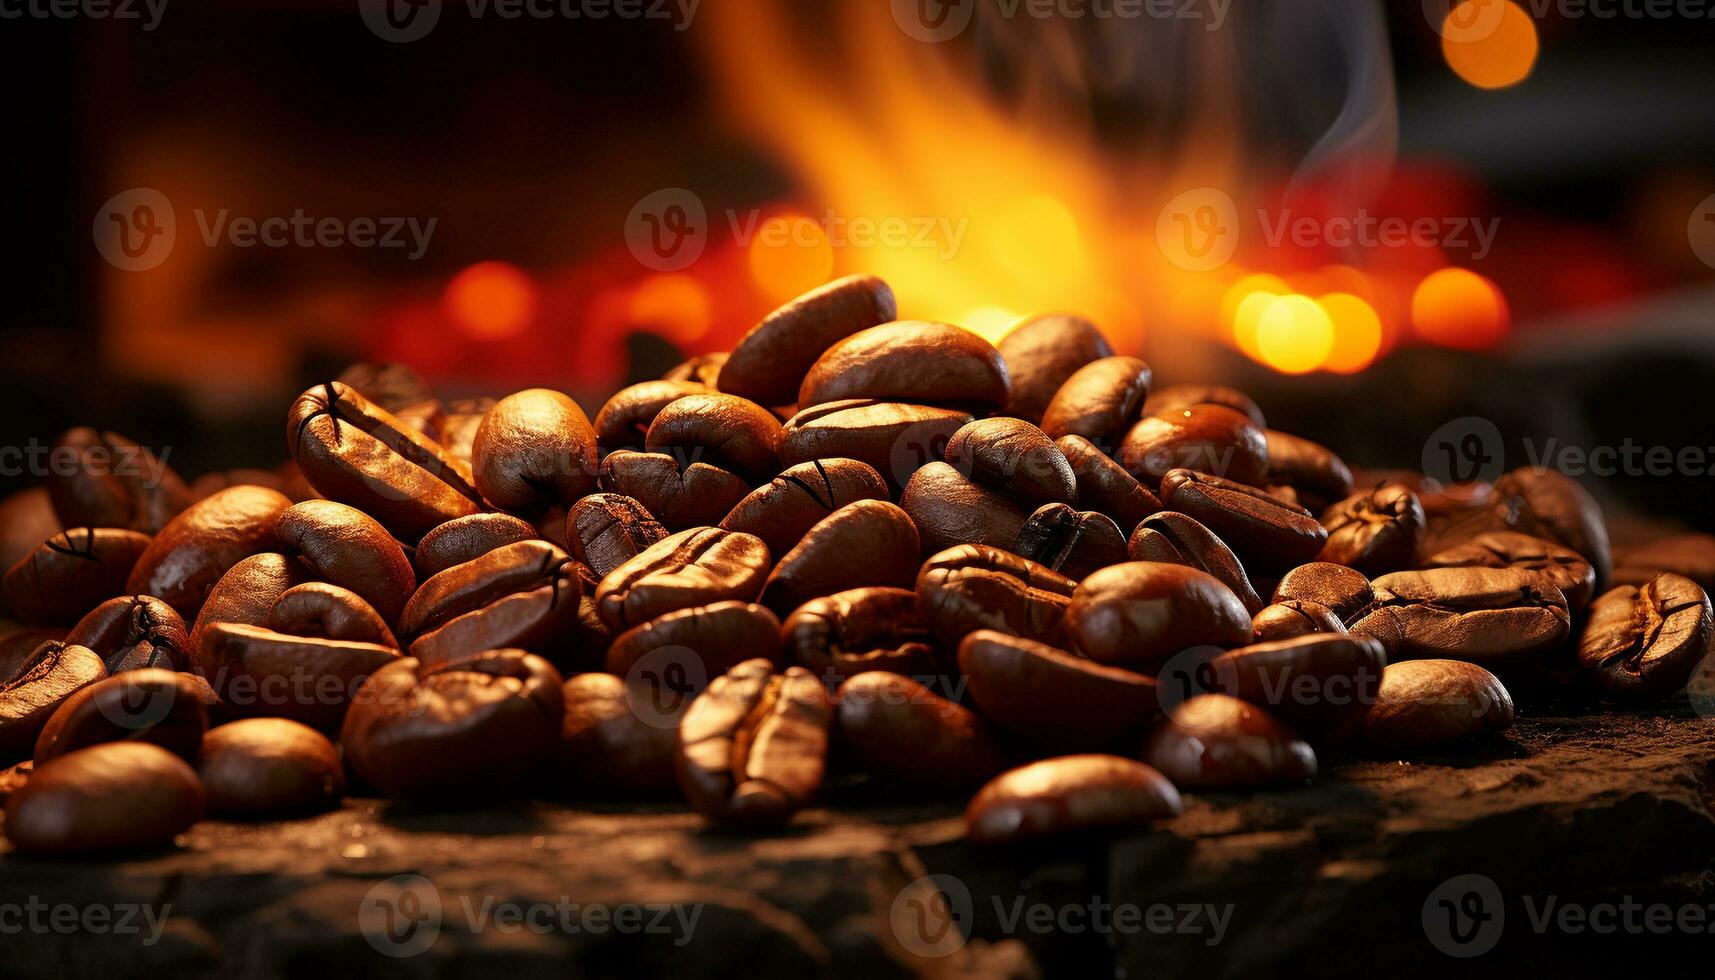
[1361, 659, 1515, 753]
[126, 484, 293, 619]
[799, 321, 1010, 412]
[604, 601, 782, 691]
[269, 583, 399, 648]
[1039, 356, 1152, 449]
[531, 503, 571, 549]
[945, 418, 1077, 506]
[1120, 405, 1269, 489]
[65, 596, 189, 674]
[1577, 573, 1714, 700]
[836, 671, 1002, 788]
[187, 553, 312, 669]
[781, 587, 939, 680]
[676, 658, 833, 828]
[1128, 511, 1264, 613]
[997, 314, 1114, 424]
[1141, 383, 1267, 429]
[0, 630, 64, 682]
[1144, 694, 1316, 790]
[44, 427, 193, 534]
[566, 493, 669, 578]
[0, 642, 106, 763]
[190, 467, 290, 501]
[1612, 533, 1715, 593]
[899, 462, 1029, 557]
[1353, 567, 1570, 665]
[960, 630, 1157, 745]
[1011, 503, 1127, 581]
[0, 761, 29, 804]
[4, 528, 152, 626]
[289, 381, 483, 542]
[719, 459, 890, 557]
[342, 650, 564, 799]
[644, 392, 784, 479]
[4, 742, 203, 855]
[1160, 468, 1328, 572]
[965, 754, 1181, 844]
[1055, 434, 1164, 529]
[438, 396, 497, 467]
[759, 500, 920, 613]
[1423, 531, 1596, 613]
[559, 673, 682, 795]
[471, 388, 599, 513]
[1263, 430, 1354, 509]
[779, 400, 972, 492]
[1204, 634, 1384, 741]
[33, 669, 208, 764]
[401, 540, 585, 668]
[719, 275, 898, 407]
[1316, 484, 1425, 575]
[413, 512, 539, 579]
[599, 450, 751, 531]
[662, 352, 727, 387]
[198, 718, 344, 816]
[595, 527, 771, 632]
[916, 544, 1076, 648]
[275, 498, 415, 625]
[1250, 600, 1347, 643]
[199, 623, 399, 731]
[1428, 467, 1612, 587]
[0, 488, 61, 586]
[1271, 562, 1376, 623]
[337, 361, 442, 438]
[593, 380, 709, 452]
[1067, 562, 1252, 669]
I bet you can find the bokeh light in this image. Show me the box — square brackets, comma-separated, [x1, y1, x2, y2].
[1442, 1, 1539, 90]
[1411, 267, 1510, 349]
[748, 212, 835, 306]
[1255, 294, 1335, 374]
[991, 195, 1084, 286]
[444, 261, 537, 341]
[627, 273, 714, 345]
[1318, 292, 1385, 373]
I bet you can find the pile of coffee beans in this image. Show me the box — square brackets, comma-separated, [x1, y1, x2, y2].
[2, 274, 1711, 853]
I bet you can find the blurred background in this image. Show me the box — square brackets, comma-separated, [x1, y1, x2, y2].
[2, 0, 1714, 530]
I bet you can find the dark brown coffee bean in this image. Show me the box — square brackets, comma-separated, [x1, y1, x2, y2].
[187, 553, 312, 670]
[1011, 503, 1127, 581]
[965, 754, 1181, 844]
[960, 630, 1157, 745]
[44, 427, 193, 534]
[1612, 534, 1715, 593]
[1423, 531, 1597, 612]
[779, 400, 972, 492]
[438, 397, 497, 467]
[899, 462, 1029, 557]
[997, 314, 1114, 424]
[599, 450, 751, 531]
[643, 392, 784, 479]
[1160, 468, 1328, 572]
[402, 540, 585, 668]
[1144, 694, 1315, 790]
[593, 380, 709, 453]
[413, 512, 539, 579]
[1250, 600, 1347, 643]
[1577, 573, 1714, 700]
[1128, 511, 1264, 613]
[719, 459, 889, 557]
[0, 761, 30, 804]
[781, 588, 939, 680]
[1204, 634, 1384, 741]
[566, 493, 669, 579]
[198, 718, 344, 816]
[199, 623, 399, 731]
[0, 489, 61, 590]
[1315, 484, 1425, 575]
[33, 668, 208, 764]
[126, 484, 293, 619]
[1427, 467, 1612, 587]
[799, 321, 1010, 411]
[275, 499, 416, 625]
[595, 527, 771, 632]
[1039, 356, 1152, 449]
[1263, 430, 1354, 508]
[0, 630, 65, 682]
[336, 361, 442, 437]
[1055, 435, 1163, 530]
[1120, 405, 1269, 491]
[0, 642, 106, 763]
[1067, 562, 1252, 669]
[916, 544, 1076, 649]
[1141, 383, 1266, 429]
[269, 583, 399, 648]
[1353, 567, 1570, 665]
[65, 595, 190, 673]
[605, 600, 782, 690]
[945, 418, 1077, 506]
[759, 500, 920, 613]
[662, 352, 727, 387]
[676, 658, 833, 828]
[1360, 659, 1514, 754]
[558, 673, 681, 795]
[719, 275, 898, 407]
[4, 528, 152, 626]
[836, 671, 1002, 788]
[4, 742, 203, 855]
[1271, 562, 1376, 623]
[343, 650, 564, 799]
[471, 388, 599, 513]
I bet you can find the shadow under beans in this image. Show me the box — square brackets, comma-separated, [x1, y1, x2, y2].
[371, 798, 555, 836]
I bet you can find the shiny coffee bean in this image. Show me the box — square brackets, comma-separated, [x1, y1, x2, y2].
[1204, 634, 1384, 741]
[595, 527, 771, 632]
[782, 588, 939, 680]
[1271, 562, 1376, 623]
[1145, 694, 1315, 789]
[1612, 533, 1715, 593]
[965, 754, 1181, 844]
[1120, 405, 1269, 489]
[337, 361, 442, 438]
[1361, 659, 1515, 754]
[401, 540, 585, 668]
[1067, 562, 1252, 670]
[438, 397, 494, 467]
[559, 673, 682, 795]
[471, 388, 599, 513]
[4, 528, 153, 626]
[1039, 356, 1152, 449]
[593, 380, 709, 452]
[1494, 468, 1612, 587]
[760, 500, 920, 614]
[44, 427, 193, 535]
[1578, 573, 1714, 700]
[289, 381, 483, 542]
[190, 467, 290, 501]
[899, 462, 1029, 557]
[126, 484, 293, 619]
[33, 668, 208, 764]
[413, 512, 538, 580]
[604, 600, 782, 688]
[645, 392, 784, 479]
[1012, 503, 1127, 581]
[269, 583, 399, 648]
[1423, 531, 1596, 613]
[836, 671, 1002, 788]
[0, 642, 107, 763]
[187, 553, 311, 669]
[1250, 600, 1347, 643]
[997, 313, 1114, 424]
[1160, 468, 1327, 572]
[198, 718, 344, 816]
[0, 488, 61, 589]
[779, 400, 971, 492]
[1263, 430, 1353, 509]
[61, 595, 186, 674]
[566, 493, 669, 579]
[799, 321, 1010, 412]
[275, 499, 415, 625]
[342, 650, 564, 799]
[4, 743, 203, 855]
[1128, 511, 1264, 614]
[1354, 567, 1570, 665]
[1059, 443, 1158, 530]
[960, 630, 1157, 745]
[662, 351, 727, 387]
[719, 274, 898, 407]
[531, 502, 571, 549]
[1141, 383, 1266, 429]
[945, 418, 1077, 506]
[916, 544, 1076, 649]
[199, 623, 399, 731]
[1316, 484, 1425, 575]
[599, 450, 751, 531]
[0, 630, 65, 683]
[719, 458, 890, 557]
[676, 658, 833, 829]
